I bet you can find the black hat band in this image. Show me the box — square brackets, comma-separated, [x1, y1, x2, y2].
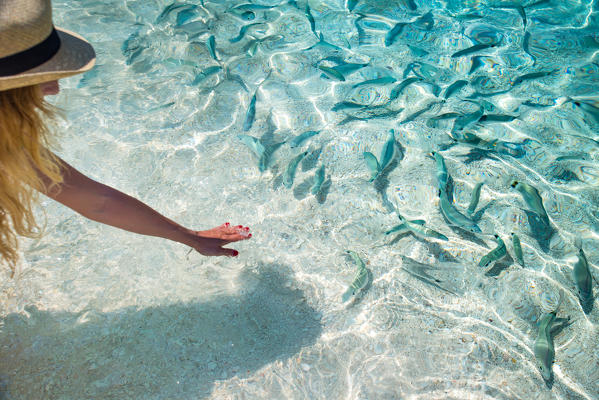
[0, 27, 61, 77]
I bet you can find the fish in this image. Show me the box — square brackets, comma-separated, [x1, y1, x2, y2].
[318, 65, 345, 81]
[176, 7, 199, 26]
[243, 91, 257, 132]
[331, 101, 366, 112]
[467, 182, 484, 215]
[229, 23, 263, 43]
[523, 209, 553, 254]
[224, 68, 249, 92]
[438, 189, 481, 233]
[479, 235, 507, 268]
[407, 45, 429, 57]
[399, 102, 438, 125]
[431, 151, 449, 193]
[413, 11, 434, 31]
[573, 239, 594, 312]
[289, 130, 320, 148]
[283, 151, 309, 188]
[237, 134, 266, 163]
[452, 106, 484, 133]
[305, 4, 317, 36]
[512, 233, 525, 266]
[523, 31, 536, 65]
[385, 22, 408, 46]
[341, 250, 370, 302]
[572, 100, 599, 124]
[363, 130, 397, 181]
[386, 213, 448, 241]
[510, 180, 549, 223]
[478, 114, 518, 123]
[309, 32, 344, 52]
[231, 3, 275, 11]
[389, 77, 422, 101]
[347, 0, 359, 12]
[352, 76, 397, 89]
[468, 56, 487, 75]
[311, 164, 325, 195]
[512, 70, 555, 87]
[156, 2, 188, 23]
[443, 80, 468, 99]
[325, 60, 369, 75]
[207, 35, 218, 61]
[451, 43, 496, 58]
[534, 312, 557, 383]
[190, 65, 222, 86]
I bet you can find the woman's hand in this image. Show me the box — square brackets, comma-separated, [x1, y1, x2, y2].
[185, 223, 252, 257]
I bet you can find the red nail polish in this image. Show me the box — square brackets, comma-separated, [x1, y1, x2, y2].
[244, 227, 249, 231]
[225, 222, 230, 227]
[232, 250, 239, 257]
[248, 233, 252, 238]
[237, 225, 242, 228]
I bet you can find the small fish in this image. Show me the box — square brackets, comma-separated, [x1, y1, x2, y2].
[478, 234, 507, 268]
[341, 250, 370, 302]
[478, 114, 518, 123]
[352, 76, 397, 89]
[190, 65, 222, 86]
[431, 151, 449, 193]
[468, 56, 487, 75]
[443, 80, 468, 99]
[156, 2, 187, 23]
[389, 77, 422, 100]
[573, 100, 599, 124]
[534, 312, 557, 383]
[289, 130, 320, 148]
[451, 43, 496, 58]
[207, 35, 218, 61]
[467, 182, 484, 215]
[283, 151, 308, 188]
[363, 130, 397, 181]
[399, 102, 437, 125]
[452, 106, 484, 133]
[407, 45, 429, 57]
[512, 233, 524, 266]
[243, 91, 257, 132]
[347, 0, 359, 12]
[331, 101, 366, 112]
[176, 7, 198, 27]
[413, 11, 434, 31]
[439, 189, 481, 233]
[330, 61, 369, 76]
[311, 164, 325, 195]
[510, 180, 549, 223]
[385, 22, 407, 47]
[229, 23, 263, 43]
[573, 239, 594, 312]
[318, 65, 345, 81]
[231, 3, 275, 11]
[305, 4, 317, 36]
[237, 134, 266, 160]
[512, 70, 554, 86]
[309, 32, 343, 52]
[386, 213, 448, 241]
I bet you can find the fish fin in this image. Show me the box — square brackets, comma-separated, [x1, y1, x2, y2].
[385, 224, 407, 235]
[409, 219, 426, 225]
[363, 151, 380, 180]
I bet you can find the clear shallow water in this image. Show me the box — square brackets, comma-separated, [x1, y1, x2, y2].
[1, 0, 599, 398]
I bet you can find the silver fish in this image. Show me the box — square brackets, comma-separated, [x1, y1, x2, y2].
[451, 43, 496, 58]
[510, 180, 549, 222]
[318, 65, 345, 81]
[443, 80, 468, 99]
[512, 233, 524, 266]
[467, 182, 484, 215]
[289, 130, 320, 148]
[439, 189, 481, 233]
[207, 35, 218, 61]
[534, 312, 557, 383]
[341, 250, 369, 302]
[351, 76, 397, 89]
[283, 151, 308, 188]
[573, 239, 593, 312]
[385, 22, 407, 46]
[431, 151, 449, 193]
[478, 234, 507, 268]
[243, 91, 257, 131]
[389, 77, 422, 100]
[386, 214, 448, 241]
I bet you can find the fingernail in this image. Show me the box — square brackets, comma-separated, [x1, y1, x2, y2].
[232, 250, 239, 257]
[236, 225, 242, 228]
[244, 227, 249, 231]
[225, 222, 230, 227]
[248, 233, 252, 238]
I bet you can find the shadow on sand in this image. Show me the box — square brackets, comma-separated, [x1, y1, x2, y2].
[0, 264, 322, 399]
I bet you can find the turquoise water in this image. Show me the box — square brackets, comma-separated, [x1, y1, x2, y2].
[1, 0, 599, 398]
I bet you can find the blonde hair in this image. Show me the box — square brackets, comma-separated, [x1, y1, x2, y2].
[0, 85, 63, 276]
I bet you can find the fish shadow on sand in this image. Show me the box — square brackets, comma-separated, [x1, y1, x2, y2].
[292, 175, 332, 204]
[374, 149, 404, 213]
[301, 147, 322, 172]
[523, 209, 554, 253]
[541, 316, 573, 389]
[384, 231, 459, 263]
[0, 264, 322, 399]
[445, 221, 488, 248]
[484, 254, 515, 277]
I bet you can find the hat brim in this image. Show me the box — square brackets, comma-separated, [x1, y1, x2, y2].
[0, 27, 96, 91]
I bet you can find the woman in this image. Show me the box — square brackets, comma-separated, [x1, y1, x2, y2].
[0, 0, 251, 276]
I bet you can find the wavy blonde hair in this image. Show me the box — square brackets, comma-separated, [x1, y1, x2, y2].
[0, 85, 63, 276]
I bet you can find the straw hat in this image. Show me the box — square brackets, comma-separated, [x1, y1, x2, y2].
[0, 0, 96, 91]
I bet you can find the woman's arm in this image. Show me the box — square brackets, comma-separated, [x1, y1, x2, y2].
[38, 156, 250, 256]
